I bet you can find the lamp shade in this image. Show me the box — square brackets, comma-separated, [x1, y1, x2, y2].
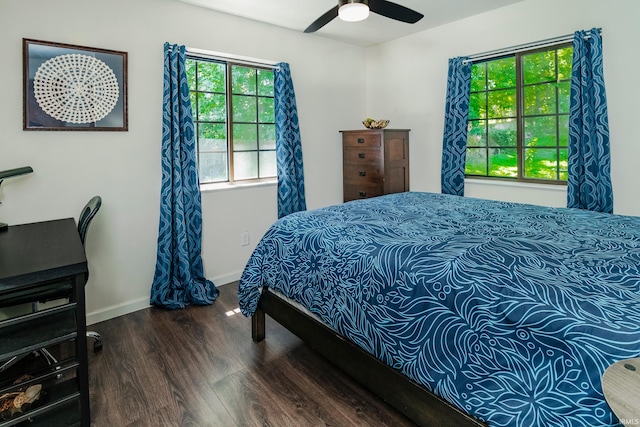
[338, 2, 369, 22]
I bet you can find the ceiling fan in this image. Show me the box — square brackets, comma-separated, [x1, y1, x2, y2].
[304, 0, 424, 33]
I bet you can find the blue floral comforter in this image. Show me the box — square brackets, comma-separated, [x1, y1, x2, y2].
[238, 192, 640, 427]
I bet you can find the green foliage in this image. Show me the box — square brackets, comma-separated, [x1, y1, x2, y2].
[488, 89, 516, 118]
[488, 119, 516, 147]
[466, 45, 573, 182]
[467, 121, 486, 147]
[257, 69, 274, 97]
[487, 57, 516, 89]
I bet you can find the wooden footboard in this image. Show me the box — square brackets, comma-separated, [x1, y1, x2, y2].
[252, 288, 486, 427]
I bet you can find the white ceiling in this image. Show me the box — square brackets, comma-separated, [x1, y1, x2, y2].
[177, 0, 524, 47]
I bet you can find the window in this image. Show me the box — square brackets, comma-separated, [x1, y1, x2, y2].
[465, 45, 572, 183]
[186, 57, 276, 184]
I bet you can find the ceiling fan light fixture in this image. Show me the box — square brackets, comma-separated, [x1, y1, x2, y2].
[338, 2, 369, 22]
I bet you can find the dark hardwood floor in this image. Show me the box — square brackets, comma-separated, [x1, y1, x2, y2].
[87, 282, 415, 426]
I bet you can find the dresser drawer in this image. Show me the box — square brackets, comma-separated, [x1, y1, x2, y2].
[343, 147, 382, 165]
[343, 182, 384, 201]
[343, 164, 383, 183]
[342, 132, 381, 148]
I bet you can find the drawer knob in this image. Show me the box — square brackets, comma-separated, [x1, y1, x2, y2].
[359, 171, 366, 176]
[358, 153, 365, 159]
[357, 138, 365, 144]
[359, 191, 367, 197]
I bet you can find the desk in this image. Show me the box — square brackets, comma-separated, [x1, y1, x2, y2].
[0, 218, 89, 426]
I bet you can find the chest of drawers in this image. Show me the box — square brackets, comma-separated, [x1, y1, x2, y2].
[340, 129, 410, 202]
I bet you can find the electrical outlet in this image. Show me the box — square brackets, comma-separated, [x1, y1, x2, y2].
[240, 231, 250, 246]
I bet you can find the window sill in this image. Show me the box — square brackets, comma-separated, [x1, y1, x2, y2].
[200, 179, 277, 194]
[465, 178, 567, 192]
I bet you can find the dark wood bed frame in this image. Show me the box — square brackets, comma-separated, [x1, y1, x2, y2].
[251, 288, 487, 427]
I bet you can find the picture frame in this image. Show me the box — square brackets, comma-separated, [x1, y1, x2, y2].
[23, 39, 128, 131]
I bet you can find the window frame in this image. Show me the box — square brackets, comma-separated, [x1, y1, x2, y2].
[187, 54, 277, 186]
[465, 42, 572, 185]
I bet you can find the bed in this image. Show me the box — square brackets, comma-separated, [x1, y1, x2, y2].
[238, 192, 640, 427]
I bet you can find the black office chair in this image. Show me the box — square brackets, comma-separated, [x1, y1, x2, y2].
[78, 196, 103, 353]
[0, 196, 103, 372]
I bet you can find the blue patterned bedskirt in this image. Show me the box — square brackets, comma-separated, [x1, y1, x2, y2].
[238, 192, 640, 426]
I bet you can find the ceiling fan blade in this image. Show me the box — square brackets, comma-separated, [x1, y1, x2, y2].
[368, 0, 424, 24]
[304, 5, 339, 33]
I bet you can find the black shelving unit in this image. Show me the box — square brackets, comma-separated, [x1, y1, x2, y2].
[0, 219, 90, 426]
[0, 304, 82, 426]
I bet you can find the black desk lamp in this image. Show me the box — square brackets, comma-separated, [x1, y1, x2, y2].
[0, 166, 34, 232]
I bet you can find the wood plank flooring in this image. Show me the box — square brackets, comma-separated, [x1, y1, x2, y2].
[87, 282, 415, 426]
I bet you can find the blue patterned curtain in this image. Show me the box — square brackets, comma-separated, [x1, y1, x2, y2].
[150, 43, 219, 309]
[567, 28, 613, 213]
[441, 57, 472, 196]
[275, 62, 306, 218]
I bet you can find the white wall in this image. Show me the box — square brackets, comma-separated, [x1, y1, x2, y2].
[0, 0, 365, 323]
[366, 0, 640, 216]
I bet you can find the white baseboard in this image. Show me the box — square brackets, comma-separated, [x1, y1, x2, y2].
[86, 296, 150, 326]
[85, 271, 243, 325]
[210, 270, 242, 288]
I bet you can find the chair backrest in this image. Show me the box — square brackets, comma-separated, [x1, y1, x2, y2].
[77, 196, 102, 245]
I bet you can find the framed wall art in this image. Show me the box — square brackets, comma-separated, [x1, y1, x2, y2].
[23, 39, 128, 131]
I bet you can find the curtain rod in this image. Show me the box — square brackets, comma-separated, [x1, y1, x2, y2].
[186, 47, 279, 70]
[463, 28, 601, 64]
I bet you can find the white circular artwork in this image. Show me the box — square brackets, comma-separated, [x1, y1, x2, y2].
[33, 53, 120, 124]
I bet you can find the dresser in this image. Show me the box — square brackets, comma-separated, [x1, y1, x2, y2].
[340, 129, 410, 202]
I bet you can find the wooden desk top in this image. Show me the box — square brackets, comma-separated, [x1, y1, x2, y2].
[0, 218, 87, 293]
[603, 358, 640, 426]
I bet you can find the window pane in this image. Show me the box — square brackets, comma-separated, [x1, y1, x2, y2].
[198, 93, 226, 122]
[197, 61, 226, 93]
[469, 92, 486, 120]
[488, 89, 516, 118]
[523, 50, 555, 84]
[259, 124, 276, 150]
[488, 119, 516, 147]
[232, 95, 257, 122]
[234, 151, 258, 180]
[467, 120, 486, 147]
[186, 59, 196, 90]
[190, 92, 197, 119]
[199, 152, 228, 182]
[232, 66, 256, 95]
[524, 148, 558, 180]
[487, 57, 516, 89]
[259, 151, 277, 177]
[233, 124, 258, 151]
[258, 97, 275, 123]
[557, 48, 573, 80]
[559, 148, 568, 180]
[488, 148, 517, 177]
[524, 117, 556, 147]
[465, 148, 487, 175]
[524, 83, 556, 115]
[198, 123, 227, 151]
[559, 115, 569, 147]
[558, 81, 571, 114]
[258, 69, 274, 97]
[470, 63, 486, 92]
